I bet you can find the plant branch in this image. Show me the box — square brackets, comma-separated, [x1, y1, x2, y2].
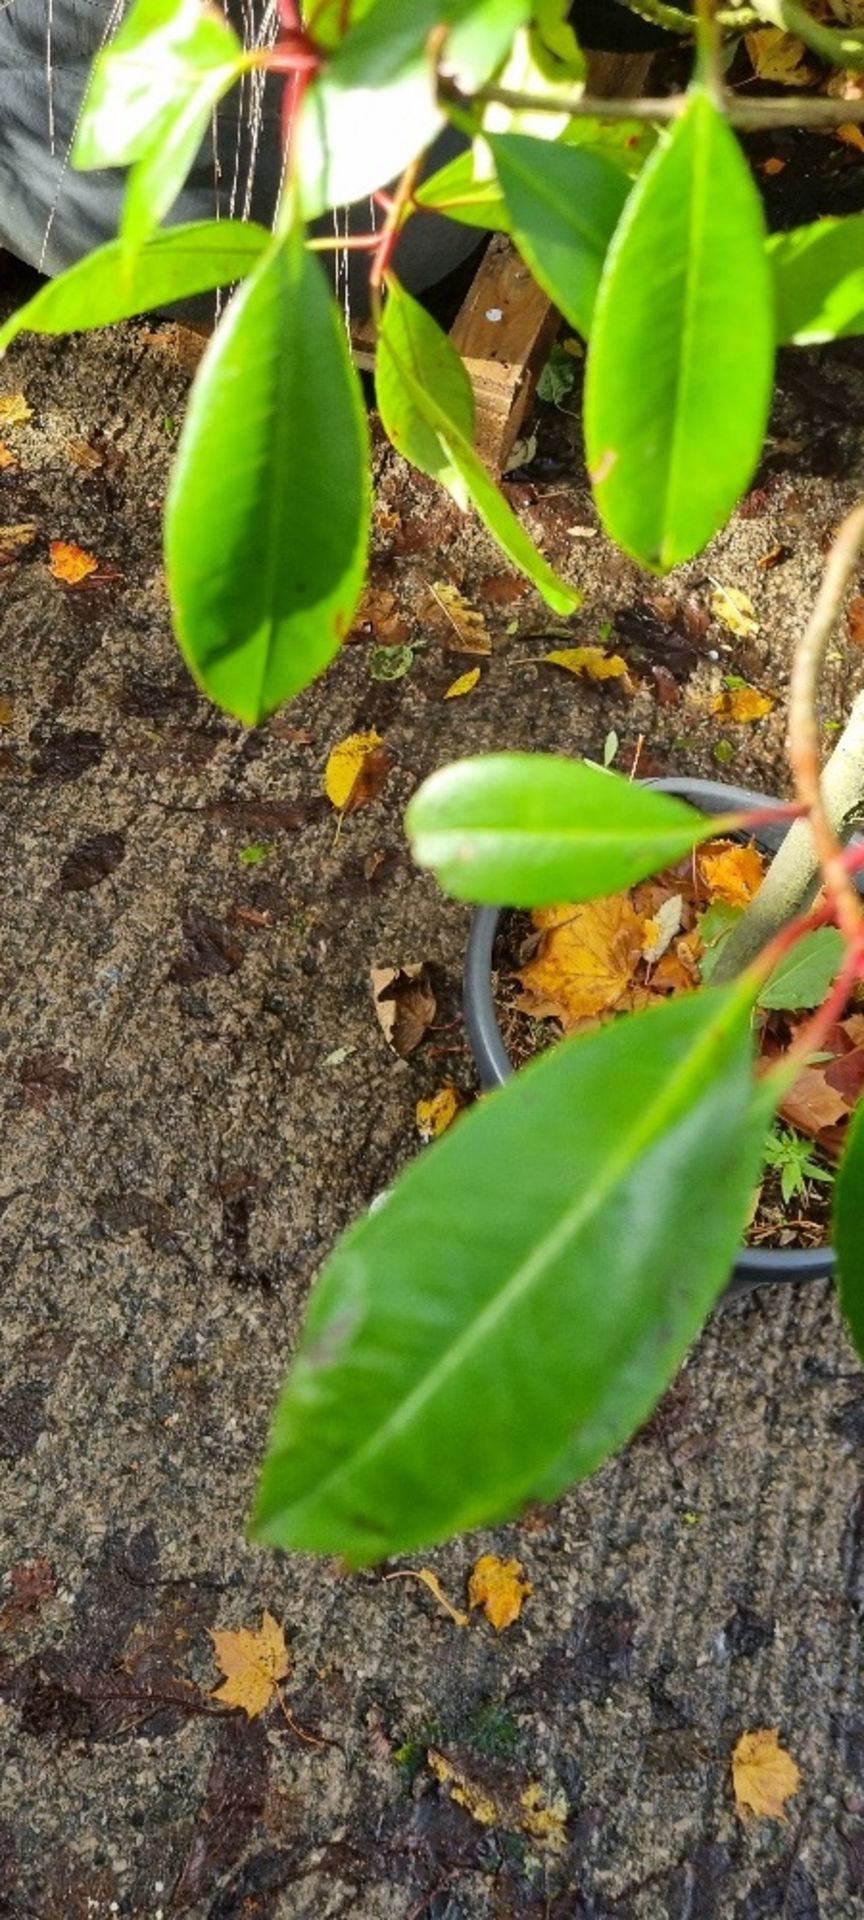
[453, 77, 864, 128]
[613, 0, 759, 31]
[714, 507, 864, 985]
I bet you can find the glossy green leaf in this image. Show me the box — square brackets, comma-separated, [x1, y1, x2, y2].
[377, 282, 580, 615]
[0, 223, 269, 354]
[561, 116, 656, 178]
[757, 926, 844, 1011]
[406, 752, 718, 904]
[165, 229, 370, 724]
[769, 214, 864, 344]
[74, 0, 245, 246]
[415, 148, 511, 232]
[491, 133, 630, 338]
[298, 0, 529, 219]
[835, 1097, 864, 1361]
[584, 90, 775, 571]
[252, 983, 762, 1561]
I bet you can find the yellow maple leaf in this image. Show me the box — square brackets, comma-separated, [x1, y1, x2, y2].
[517, 895, 644, 1029]
[468, 1553, 532, 1630]
[698, 839, 765, 907]
[209, 1610, 289, 1719]
[416, 1085, 461, 1141]
[542, 645, 629, 682]
[49, 540, 99, 584]
[0, 393, 32, 428]
[429, 581, 491, 654]
[731, 1728, 802, 1821]
[710, 585, 760, 638]
[444, 668, 481, 699]
[712, 684, 774, 723]
[745, 26, 815, 84]
[323, 728, 383, 809]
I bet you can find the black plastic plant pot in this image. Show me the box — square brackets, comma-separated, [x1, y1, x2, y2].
[463, 775, 840, 1294]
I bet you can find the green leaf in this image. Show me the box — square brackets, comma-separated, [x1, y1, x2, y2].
[584, 90, 775, 571]
[251, 983, 762, 1561]
[298, 0, 529, 219]
[165, 229, 370, 724]
[769, 214, 864, 345]
[406, 752, 719, 905]
[74, 0, 245, 246]
[491, 133, 630, 338]
[415, 148, 511, 232]
[0, 223, 269, 354]
[696, 899, 741, 981]
[377, 282, 579, 615]
[835, 1097, 864, 1360]
[757, 926, 845, 1011]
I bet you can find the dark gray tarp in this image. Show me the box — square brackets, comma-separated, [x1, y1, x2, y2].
[0, 1, 481, 304]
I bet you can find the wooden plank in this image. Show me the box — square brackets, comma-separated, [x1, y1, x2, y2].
[449, 235, 558, 473]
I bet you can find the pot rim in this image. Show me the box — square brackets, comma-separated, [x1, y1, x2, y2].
[462, 773, 844, 1292]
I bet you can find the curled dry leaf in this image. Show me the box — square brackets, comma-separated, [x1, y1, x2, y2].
[698, 840, 766, 907]
[49, 540, 99, 585]
[416, 1084, 461, 1140]
[712, 684, 774, 724]
[0, 393, 33, 427]
[517, 896, 645, 1029]
[540, 645, 630, 683]
[324, 729, 388, 811]
[384, 1568, 469, 1627]
[429, 581, 491, 655]
[468, 1553, 533, 1630]
[731, 1728, 802, 1821]
[352, 583, 410, 647]
[444, 668, 480, 699]
[710, 585, 760, 638]
[209, 1610, 289, 1719]
[370, 964, 436, 1056]
[642, 893, 683, 963]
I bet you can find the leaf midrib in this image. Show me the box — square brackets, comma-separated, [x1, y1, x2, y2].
[660, 94, 711, 567]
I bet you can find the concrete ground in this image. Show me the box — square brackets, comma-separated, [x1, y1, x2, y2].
[1, 250, 864, 1919]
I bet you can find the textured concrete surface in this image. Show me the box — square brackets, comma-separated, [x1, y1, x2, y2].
[1, 262, 864, 1918]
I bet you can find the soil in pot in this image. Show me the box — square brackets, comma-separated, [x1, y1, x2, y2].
[490, 834, 863, 1253]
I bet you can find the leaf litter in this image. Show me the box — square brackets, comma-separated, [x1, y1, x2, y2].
[731, 1727, 802, 1821]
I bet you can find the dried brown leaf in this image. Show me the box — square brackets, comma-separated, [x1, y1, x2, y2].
[370, 964, 436, 1056]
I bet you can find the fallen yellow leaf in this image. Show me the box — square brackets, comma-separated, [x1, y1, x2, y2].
[416, 1084, 461, 1140]
[0, 444, 17, 471]
[385, 1568, 469, 1627]
[428, 1751, 568, 1852]
[429, 581, 491, 654]
[836, 120, 864, 150]
[712, 684, 774, 723]
[444, 668, 480, 699]
[210, 1610, 289, 1719]
[699, 839, 766, 907]
[0, 394, 32, 428]
[468, 1553, 532, 1630]
[49, 540, 99, 584]
[745, 25, 815, 84]
[710, 585, 759, 638]
[517, 895, 645, 1029]
[324, 728, 383, 809]
[542, 645, 629, 682]
[731, 1728, 802, 1822]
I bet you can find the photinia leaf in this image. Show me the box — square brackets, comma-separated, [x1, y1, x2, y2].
[298, 0, 529, 219]
[834, 1096, 864, 1361]
[490, 133, 630, 338]
[251, 983, 763, 1561]
[73, 0, 245, 247]
[165, 227, 370, 724]
[0, 223, 270, 353]
[769, 213, 864, 344]
[415, 148, 511, 232]
[584, 90, 775, 570]
[377, 282, 579, 615]
[406, 752, 719, 905]
[757, 926, 844, 1010]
